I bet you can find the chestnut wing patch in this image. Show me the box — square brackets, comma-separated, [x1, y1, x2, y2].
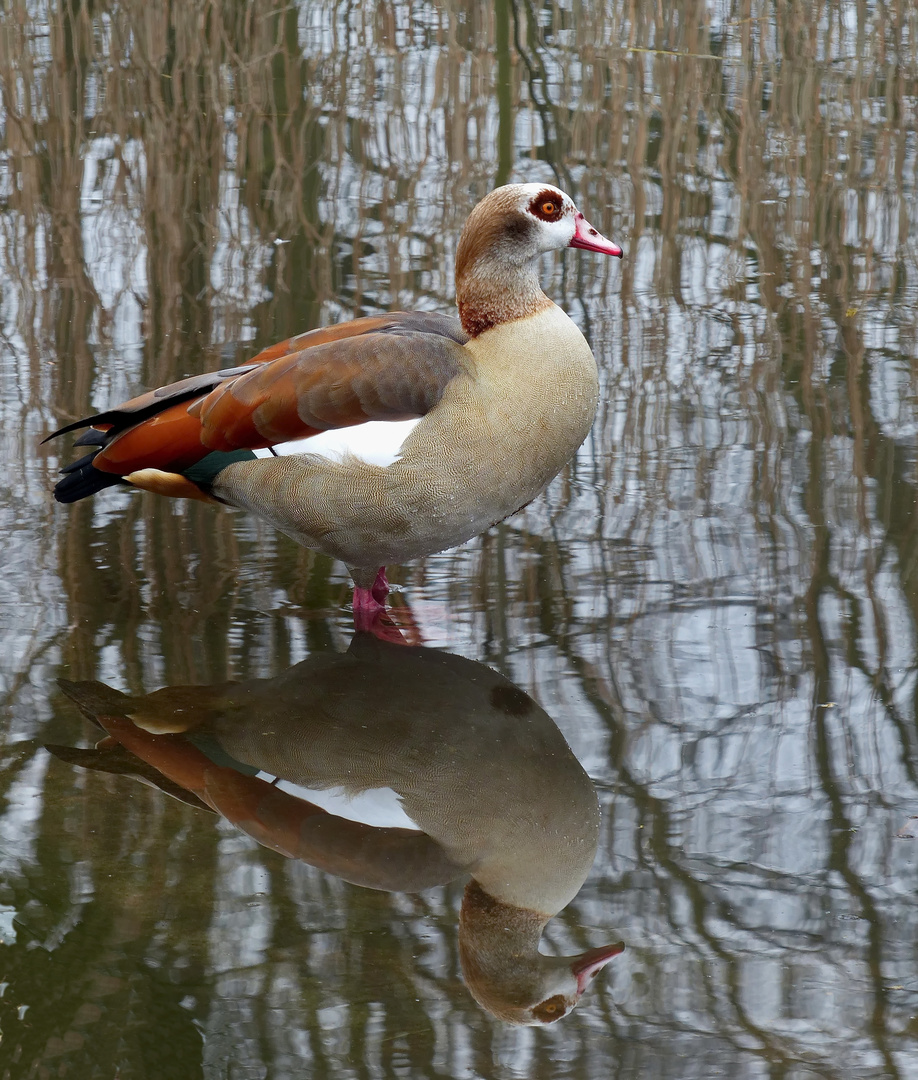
[49, 312, 469, 502]
[194, 330, 469, 450]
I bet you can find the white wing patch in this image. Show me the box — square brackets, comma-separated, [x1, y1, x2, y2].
[251, 418, 421, 467]
[255, 773, 422, 831]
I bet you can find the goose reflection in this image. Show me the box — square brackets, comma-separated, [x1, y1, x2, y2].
[51, 634, 623, 1024]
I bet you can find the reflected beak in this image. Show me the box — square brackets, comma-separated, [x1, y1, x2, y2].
[570, 940, 625, 995]
[569, 212, 623, 257]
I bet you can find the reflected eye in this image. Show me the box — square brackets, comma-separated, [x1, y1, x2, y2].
[531, 994, 568, 1023]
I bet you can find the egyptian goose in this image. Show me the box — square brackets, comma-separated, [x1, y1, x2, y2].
[50, 633, 624, 1024]
[47, 185, 622, 627]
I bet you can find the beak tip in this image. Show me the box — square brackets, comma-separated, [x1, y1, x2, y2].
[569, 227, 624, 259]
[570, 939, 626, 993]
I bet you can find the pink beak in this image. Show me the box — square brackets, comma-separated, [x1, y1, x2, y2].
[570, 940, 625, 995]
[569, 212, 623, 258]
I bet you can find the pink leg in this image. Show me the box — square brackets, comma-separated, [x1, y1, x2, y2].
[371, 567, 389, 604]
[352, 568, 410, 643]
[352, 584, 387, 631]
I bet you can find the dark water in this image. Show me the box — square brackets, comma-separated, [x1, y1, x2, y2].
[2, 2, 918, 1077]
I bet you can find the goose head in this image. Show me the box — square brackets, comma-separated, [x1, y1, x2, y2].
[461, 940, 626, 1026]
[459, 880, 625, 1025]
[455, 183, 623, 336]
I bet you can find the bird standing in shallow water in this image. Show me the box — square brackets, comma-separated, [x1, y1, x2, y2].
[47, 184, 623, 631]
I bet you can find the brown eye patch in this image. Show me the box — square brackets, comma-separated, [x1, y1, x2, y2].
[528, 189, 564, 222]
[531, 994, 568, 1023]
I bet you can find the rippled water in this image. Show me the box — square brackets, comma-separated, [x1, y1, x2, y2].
[2, 2, 918, 1077]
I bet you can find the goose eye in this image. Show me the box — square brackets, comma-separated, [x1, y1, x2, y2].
[531, 994, 567, 1023]
[528, 191, 564, 221]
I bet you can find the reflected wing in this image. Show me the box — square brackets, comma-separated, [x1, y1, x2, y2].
[48, 312, 469, 502]
[44, 743, 216, 813]
[55, 676, 466, 891]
